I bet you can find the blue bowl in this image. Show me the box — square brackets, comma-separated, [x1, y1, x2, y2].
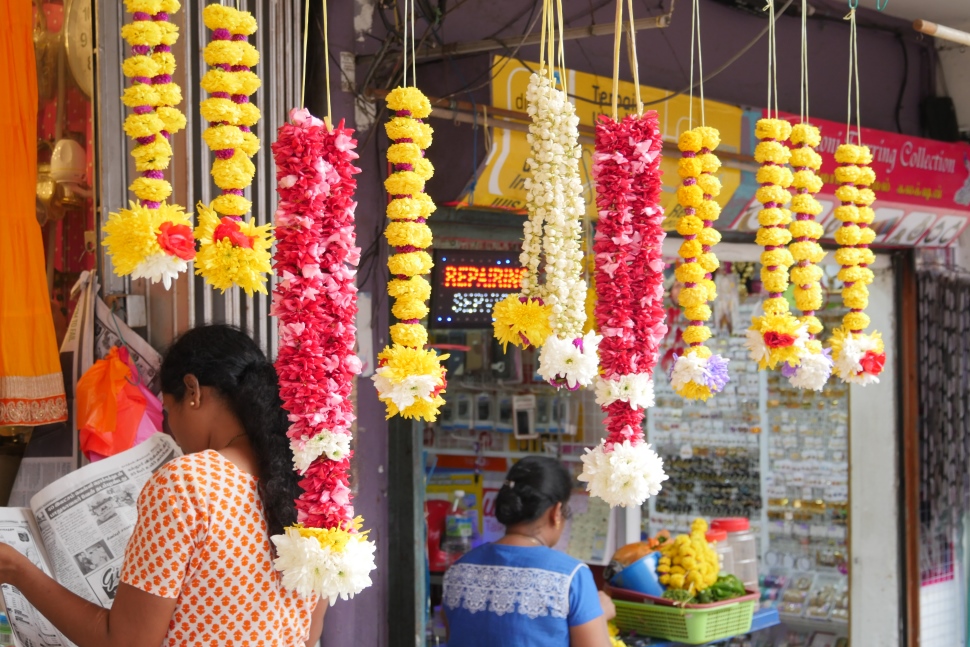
[609, 551, 664, 597]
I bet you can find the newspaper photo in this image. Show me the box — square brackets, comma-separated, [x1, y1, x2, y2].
[0, 434, 180, 647]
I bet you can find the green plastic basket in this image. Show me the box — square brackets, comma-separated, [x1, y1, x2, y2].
[613, 598, 757, 645]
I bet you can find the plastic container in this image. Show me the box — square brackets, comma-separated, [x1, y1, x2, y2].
[612, 596, 757, 644]
[712, 518, 758, 591]
[609, 552, 664, 597]
[705, 528, 735, 577]
[0, 613, 13, 646]
[442, 490, 473, 561]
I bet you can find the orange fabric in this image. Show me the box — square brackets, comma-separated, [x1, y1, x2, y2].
[0, 0, 66, 426]
[76, 347, 146, 458]
[121, 451, 318, 646]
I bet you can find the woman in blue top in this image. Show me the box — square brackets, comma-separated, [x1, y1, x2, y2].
[443, 456, 615, 646]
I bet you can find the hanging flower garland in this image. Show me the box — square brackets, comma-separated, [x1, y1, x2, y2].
[783, 123, 833, 390]
[194, 4, 273, 296]
[103, 0, 193, 289]
[669, 127, 730, 401]
[828, 144, 885, 384]
[371, 88, 448, 421]
[530, 72, 601, 390]
[579, 111, 668, 507]
[490, 76, 556, 351]
[269, 108, 376, 601]
[743, 118, 811, 372]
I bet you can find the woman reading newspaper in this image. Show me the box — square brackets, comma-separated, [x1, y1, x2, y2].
[0, 325, 326, 646]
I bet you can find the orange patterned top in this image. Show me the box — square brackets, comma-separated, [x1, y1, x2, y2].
[121, 450, 318, 646]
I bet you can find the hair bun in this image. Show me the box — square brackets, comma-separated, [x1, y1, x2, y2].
[494, 484, 525, 526]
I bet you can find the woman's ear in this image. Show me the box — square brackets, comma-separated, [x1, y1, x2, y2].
[183, 374, 201, 407]
[551, 501, 563, 528]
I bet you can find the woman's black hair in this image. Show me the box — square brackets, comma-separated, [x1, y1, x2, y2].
[159, 324, 298, 539]
[494, 455, 572, 527]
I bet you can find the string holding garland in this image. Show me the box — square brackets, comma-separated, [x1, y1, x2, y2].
[195, 4, 274, 297]
[270, 0, 375, 602]
[743, 0, 811, 374]
[578, 0, 668, 509]
[668, 0, 730, 401]
[782, 0, 833, 390]
[102, 0, 194, 289]
[828, 9, 886, 385]
[491, 0, 599, 389]
[371, 0, 449, 421]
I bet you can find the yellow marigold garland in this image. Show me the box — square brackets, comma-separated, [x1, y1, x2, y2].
[371, 87, 448, 421]
[194, 4, 272, 296]
[103, 0, 194, 289]
[782, 124, 834, 391]
[669, 127, 730, 401]
[744, 118, 809, 370]
[828, 144, 885, 385]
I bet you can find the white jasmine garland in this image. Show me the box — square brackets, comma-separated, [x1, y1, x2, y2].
[526, 73, 586, 338]
[537, 330, 601, 389]
[594, 373, 655, 409]
[271, 529, 377, 603]
[834, 334, 881, 386]
[578, 439, 668, 508]
[290, 431, 352, 474]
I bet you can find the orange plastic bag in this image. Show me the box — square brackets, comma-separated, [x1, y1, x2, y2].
[77, 346, 147, 460]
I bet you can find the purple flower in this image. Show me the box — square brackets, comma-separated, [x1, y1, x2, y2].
[702, 354, 730, 393]
[781, 362, 799, 378]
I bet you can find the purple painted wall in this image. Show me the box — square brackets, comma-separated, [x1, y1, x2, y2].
[305, 1, 935, 644]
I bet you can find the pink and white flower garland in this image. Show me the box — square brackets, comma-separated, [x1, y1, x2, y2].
[578, 113, 668, 508]
[269, 108, 375, 602]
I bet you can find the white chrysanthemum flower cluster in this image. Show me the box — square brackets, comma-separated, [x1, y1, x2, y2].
[834, 334, 881, 386]
[578, 439, 668, 508]
[787, 352, 834, 392]
[290, 432, 352, 474]
[272, 529, 377, 603]
[537, 331, 601, 389]
[669, 354, 708, 392]
[593, 373, 655, 410]
[132, 254, 187, 291]
[371, 370, 439, 411]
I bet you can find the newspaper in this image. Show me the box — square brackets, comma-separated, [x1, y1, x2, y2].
[0, 435, 180, 647]
[93, 296, 162, 395]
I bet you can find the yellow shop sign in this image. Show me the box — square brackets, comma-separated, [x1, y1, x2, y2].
[457, 56, 743, 228]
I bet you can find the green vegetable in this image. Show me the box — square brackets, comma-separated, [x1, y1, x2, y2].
[696, 589, 714, 604]
[662, 589, 695, 604]
[709, 574, 747, 601]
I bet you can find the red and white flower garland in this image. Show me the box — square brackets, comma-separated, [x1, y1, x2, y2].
[578, 113, 668, 508]
[269, 108, 375, 602]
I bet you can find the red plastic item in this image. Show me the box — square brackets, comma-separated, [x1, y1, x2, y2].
[705, 529, 728, 543]
[605, 584, 760, 609]
[711, 517, 750, 533]
[426, 500, 452, 573]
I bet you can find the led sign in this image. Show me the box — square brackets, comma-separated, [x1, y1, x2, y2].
[430, 250, 524, 328]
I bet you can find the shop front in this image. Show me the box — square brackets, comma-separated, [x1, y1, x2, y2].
[393, 50, 970, 647]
